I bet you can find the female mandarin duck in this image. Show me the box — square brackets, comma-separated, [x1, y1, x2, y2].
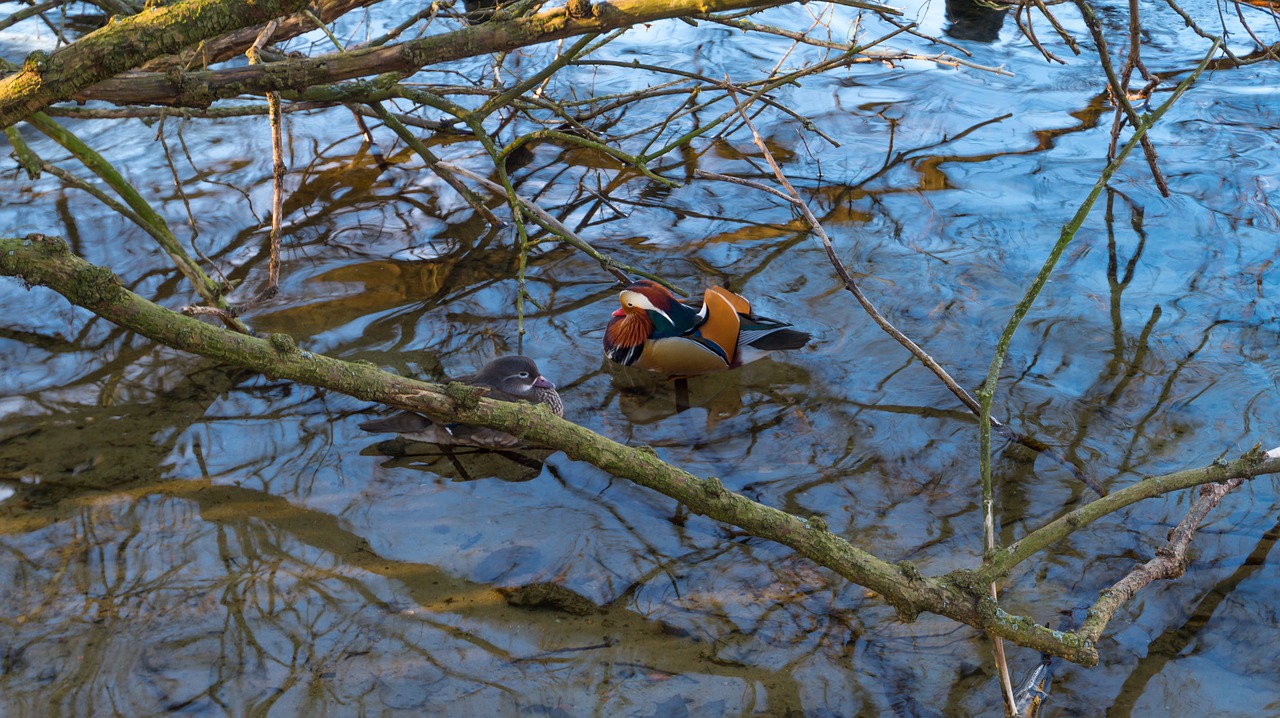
[604, 280, 810, 375]
[359, 355, 562, 448]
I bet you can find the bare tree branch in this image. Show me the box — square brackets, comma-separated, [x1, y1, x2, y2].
[1077, 475, 1248, 644]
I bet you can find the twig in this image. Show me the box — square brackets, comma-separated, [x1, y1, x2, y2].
[42, 162, 148, 229]
[692, 169, 799, 204]
[155, 118, 201, 249]
[4, 126, 42, 178]
[350, 6, 439, 48]
[437, 160, 681, 292]
[1029, 0, 1081, 54]
[1073, 0, 1170, 196]
[1158, 0, 1238, 63]
[1230, 1, 1280, 64]
[370, 103, 503, 225]
[477, 33, 599, 119]
[501, 128, 678, 187]
[701, 15, 866, 52]
[22, 111, 249, 332]
[860, 47, 1014, 75]
[238, 19, 286, 309]
[989, 614, 1017, 715]
[43, 102, 330, 120]
[1013, 1, 1067, 64]
[0, 0, 68, 34]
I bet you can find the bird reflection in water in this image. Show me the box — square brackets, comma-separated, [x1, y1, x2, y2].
[361, 442, 553, 483]
[945, 0, 1010, 42]
[608, 357, 811, 430]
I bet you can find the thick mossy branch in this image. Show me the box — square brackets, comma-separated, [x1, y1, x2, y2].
[1, 233, 1099, 665]
[0, 0, 315, 128]
[141, 0, 379, 72]
[70, 0, 897, 108]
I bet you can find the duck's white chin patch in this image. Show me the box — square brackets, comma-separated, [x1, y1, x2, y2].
[620, 290, 673, 325]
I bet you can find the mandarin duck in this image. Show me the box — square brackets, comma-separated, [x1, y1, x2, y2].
[359, 355, 562, 448]
[604, 280, 810, 376]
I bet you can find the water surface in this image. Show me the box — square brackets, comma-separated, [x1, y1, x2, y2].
[2, 0, 1279, 714]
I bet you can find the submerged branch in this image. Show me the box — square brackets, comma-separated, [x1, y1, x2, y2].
[1077, 475, 1247, 644]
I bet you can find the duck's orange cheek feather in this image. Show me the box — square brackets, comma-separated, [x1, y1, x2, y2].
[605, 314, 651, 348]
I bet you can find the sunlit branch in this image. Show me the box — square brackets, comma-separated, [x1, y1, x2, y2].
[238, 19, 286, 308]
[0, 0, 316, 128]
[141, 0, 381, 72]
[68, 0, 880, 109]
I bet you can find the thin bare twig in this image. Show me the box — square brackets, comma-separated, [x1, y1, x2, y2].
[692, 169, 799, 204]
[1029, 0, 1081, 54]
[1074, 0, 1170, 196]
[371, 103, 504, 225]
[437, 160, 681, 292]
[237, 19, 285, 309]
[1013, 1, 1068, 64]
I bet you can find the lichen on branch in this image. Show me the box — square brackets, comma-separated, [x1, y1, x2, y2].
[6, 234, 1278, 665]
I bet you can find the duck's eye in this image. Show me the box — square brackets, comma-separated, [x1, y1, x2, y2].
[626, 302, 634, 307]
[518, 371, 530, 378]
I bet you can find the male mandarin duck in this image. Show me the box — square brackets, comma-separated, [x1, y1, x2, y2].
[603, 280, 811, 375]
[359, 355, 562, 448]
